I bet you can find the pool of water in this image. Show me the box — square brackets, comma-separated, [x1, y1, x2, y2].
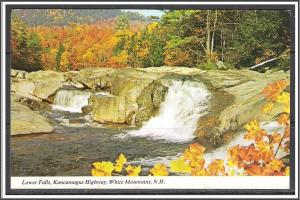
[11, 111, 194, 176]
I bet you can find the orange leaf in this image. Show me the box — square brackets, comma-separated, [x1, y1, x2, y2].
[277, 113, 290, 125]
[207, 159, 226, 176]
[245, 164, 272, 176]
[266, 159, 284, 172]
[262, 80, 288, 101]
[183, 143, 206, 168]
[254, 141, 275, 163]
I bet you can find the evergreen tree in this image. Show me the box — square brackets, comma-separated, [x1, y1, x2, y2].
[55, 43, 65, 71]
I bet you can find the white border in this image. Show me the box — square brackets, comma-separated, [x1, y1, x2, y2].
[1, 1, 298, 199]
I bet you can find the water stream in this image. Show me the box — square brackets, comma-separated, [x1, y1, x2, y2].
[11, 80, 215, 176]
[124, 80, 210, 142]
[52, 89, 92, 113]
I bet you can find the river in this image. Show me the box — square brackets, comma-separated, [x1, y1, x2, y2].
[11, 80, 210, 176]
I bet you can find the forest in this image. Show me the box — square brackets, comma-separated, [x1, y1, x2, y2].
[11, 9, 291, 72]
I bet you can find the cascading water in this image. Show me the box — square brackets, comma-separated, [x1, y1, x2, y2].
[127, 80, 210, 143]
[52, 89, 92, 113]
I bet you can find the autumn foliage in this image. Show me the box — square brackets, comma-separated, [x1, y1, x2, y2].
[91, 80, 290, 176]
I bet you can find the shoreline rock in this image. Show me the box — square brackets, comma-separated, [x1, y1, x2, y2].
[11, 102, 54, 136]
[10, 67, 290, 143]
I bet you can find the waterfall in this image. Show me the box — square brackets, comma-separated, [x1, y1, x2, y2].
[127, 80, 210, 143]
[52, 89, 91, 113]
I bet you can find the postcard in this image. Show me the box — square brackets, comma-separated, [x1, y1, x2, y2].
[1, 1, 298, 199]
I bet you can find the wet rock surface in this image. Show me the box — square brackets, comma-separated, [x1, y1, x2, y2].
[10, 67, 289, 144]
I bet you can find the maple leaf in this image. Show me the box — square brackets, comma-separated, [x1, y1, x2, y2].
[207, 159, 226, 176]
[191, 168, 208, 176]
[262, 80, 288, 101]
[170, 157, 191, 173]
[91, 161, 114, 176]
[227, 145, 240, 167]
[183, 143, 206, 169]
[125, 165, 141, 176]
[265, 159, 284, 172]
[149, 163, 168, 176]
[277, 113, 290, 125]
[254, 140, 275, 163]
[244, 120, 267, 142]
[245, 120, 260, 132]
[245, 164, 272, 176]
[114, 153, 127, 173]
[189, 159, 206, 172]
[238, 144, 259, 165]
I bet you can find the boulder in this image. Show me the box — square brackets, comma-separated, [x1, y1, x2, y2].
[81, 105, 93, 114]
[32, 81, 63, 102]
[88, 69, 168, 126]
[22, 70, 66, 102]
[70, 68, 116, 90]
[217, 93, 285, 133]
[27, 70, 65, 82]
[196, 68, 290, 146]
[135, 82, 168, 126]
[11, 102, 54, 135]
[11, 80, 36, 100]
[91, 95, 126, 124]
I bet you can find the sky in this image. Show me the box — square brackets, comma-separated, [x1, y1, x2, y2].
[124, 9, 164, 17]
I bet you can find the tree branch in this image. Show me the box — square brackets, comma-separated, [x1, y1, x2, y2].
[249, 57, 279, 70]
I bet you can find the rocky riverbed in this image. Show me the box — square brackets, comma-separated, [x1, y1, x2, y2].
[10, 66, 290, 176]
[11, 67, 289, 144]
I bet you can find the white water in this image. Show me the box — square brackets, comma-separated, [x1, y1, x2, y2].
[127, 80, 210, 143]
[128, 121, 286, 170]
[52, 89, 92, 113]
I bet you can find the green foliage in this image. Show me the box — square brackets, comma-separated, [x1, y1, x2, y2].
[11, 9, 291, 71]
[116, 15, 130, 30]
[276, 49, 291, 71]
[232, 10, 290, 68]
[55, 43, 65, 71]
[11, 15, 43, 71]
[203, 61, 217, 70]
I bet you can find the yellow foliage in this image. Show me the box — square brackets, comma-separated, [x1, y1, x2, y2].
[149, 163, 168, 176]
[245, 120, 260, 132]
[170, 157, 191, 173]
[266, 159, 284, 172]
[126, 165, 141, 176]
[285, 167, 290, 176]
[147, 22, 159, 33]
[276, 92, 290, 105]
[114, 153, 127, 173]
[244, 120, 267, 141]
[262, 102, 273, 114]
[91, 161, 114, 176]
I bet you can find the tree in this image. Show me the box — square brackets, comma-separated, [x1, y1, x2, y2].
[11, 16, 43, 71]
[55, 43, 64, 71]
[232, 10, 291, 68]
